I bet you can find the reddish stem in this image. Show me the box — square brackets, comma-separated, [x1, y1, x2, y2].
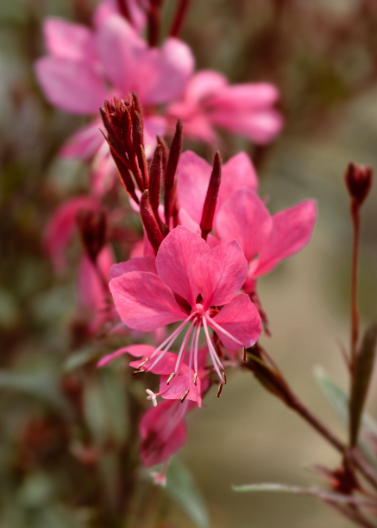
[351, 202, 360, 372]
[170, 0, 191, 37]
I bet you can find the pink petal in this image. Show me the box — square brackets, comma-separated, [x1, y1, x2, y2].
[160, 368, 201, 405]
[207, 83, 280, 109]
[139, 38, 194, 105]
[192, 241, 248, 309]
[43, 17, 96, 61]
[211, 293, 261, 349]
[176, 151, 212, 225]
[209, 108, 283, 144]
[216, 188, 272, 262]
[60, 120, 103, 159]
[96, 15, 146, 95]
[155, 226, 209, 307]
[94, 0, 146, 31]
[218, 152, 258, 209]
[143, 115, 167, 158]
[129, 351, 177, 374]
[35, 57, 107, 115]
[97, 344, 155, 367]
[252, 200, 317, 277]
[184, 70, 227, 104]
[109, 271, 186, 331]
[139, 400, 187, 467]
[110, 256, 157, 280]
[78, 246, 113, 310]
[178, 208, 201, 235]
[90, 147, 115, 196]
[44, 196, 99, 273]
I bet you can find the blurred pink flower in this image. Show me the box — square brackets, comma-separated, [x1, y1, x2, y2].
[168, 70, 283, 145]
[108, 226, 261, 403]
[35, 9, 194, 194]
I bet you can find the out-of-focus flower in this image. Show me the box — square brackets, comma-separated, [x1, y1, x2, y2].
[168, 71, 283, 145]
[35, 10, 194, 194]
[108, 226, 261, 404]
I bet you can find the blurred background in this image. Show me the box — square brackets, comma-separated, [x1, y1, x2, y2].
[1, 0, 377, 526]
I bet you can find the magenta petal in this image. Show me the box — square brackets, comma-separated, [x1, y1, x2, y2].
[160, 368, 201, 405]
[156, 226, 209, 307]
[216, 188, 272, 262]
[185, 70, 227, 103]
[139, 400, 187, 467]
[176, 151, 212, 225]
[35, 57, 107, 115]
[143, 116, 167, 158]
[43, 17, 96, 61]
[78, 246, 113, 310]
[253, 199, 317, 277]
[110, 271, 186, 331]
[140, 38, 194, 105]
[98, 344, 156, 367]
[178, 208, 201, 235]
[208, 83, 280, 109]
[60, 120, 103, 159]
[96, 15, 145, 94]
[129, 351, 177, 374]
[211, 293, 261, 350]
[218, 153, 258, 211]
[110, 257, 157, 280]
[193, 241, 248, 309]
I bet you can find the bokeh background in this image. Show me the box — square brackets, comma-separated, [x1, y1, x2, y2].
[1, 0, 377, 527]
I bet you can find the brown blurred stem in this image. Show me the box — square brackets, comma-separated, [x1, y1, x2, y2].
[170, 0, 191, 37]
[351, 203, 360, 373]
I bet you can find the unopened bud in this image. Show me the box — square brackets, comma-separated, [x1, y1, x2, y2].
[76, 209, 107, 264]
[345, 163, 373, 207]
[164, 119, 183, 225]
[140, 190, 164, 254]
[200, 151, 222, 240]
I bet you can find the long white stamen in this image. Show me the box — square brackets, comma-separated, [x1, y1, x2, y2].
[188, 323, 199, 390]
[205, 313, 243, 346]
[150, 314, 194, 359]
[194, 322, 200, 376]
[174, 320, 195, 374]
[202, 316, 224, 382]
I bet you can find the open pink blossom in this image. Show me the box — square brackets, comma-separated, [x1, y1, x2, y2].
[168, 70, 283, 145]
[215, 188, 317, 293]
[109, 226, 261, 404]
[35, 11, 194, 194]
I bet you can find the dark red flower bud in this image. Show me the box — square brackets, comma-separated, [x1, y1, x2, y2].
[345, 163, 373, 207]
[140, 190, 164, 254]
[149, 144, 163, 213]
[76, 209, 107, 264]
[164, 119, 182, 225]
[200, 151, 222, 240]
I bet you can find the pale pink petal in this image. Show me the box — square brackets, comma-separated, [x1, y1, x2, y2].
[96, 15, 146, 94]
[184, 70, 227, 104]
[206, 234, 221, 249]
[252, 200, 317, 277]
[176, 151, 212, 225]
[174, 112, 217, 143]
[110, 256, 157, 280]
[35, 57, 107, 114]
[129, 351, 178, 373]
[97, 344, 155, 367]
[218, 152, 258, 210]
[139, 38, 194, 105]
[140, 400, 187, 467]
[110, 271, 186, 331]
[211, 293, 261, 349]
[43, 18, 96, 61]
[94, 0, 146, 31]
[130, 239, 144, 258]
[60, 120, 103, 159]
[209, 108, 283, 144]
[90, 147, 115, 196]
[178, 208, 201, 235]
[216, 188, 272, 262]
[193, 241, 248, 309]
[44, 196, 99, 272]
[207, 83, 280, 109]
[155, 226, 209, 307]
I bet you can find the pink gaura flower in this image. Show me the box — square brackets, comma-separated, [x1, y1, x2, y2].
[108, 226, 261, 403]
[175, 151, 317, 293]
[35, 10, 194, 194]
[168, 70, 283, 145]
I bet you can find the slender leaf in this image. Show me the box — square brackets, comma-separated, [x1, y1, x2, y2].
[350, 323, 377, 446]
[63, 347, 101, 373]
[233, 482, 377, 506]
[164, 458, 210, 528]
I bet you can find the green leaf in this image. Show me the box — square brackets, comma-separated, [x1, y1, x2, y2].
[0, 371, 73, 418]
[164, 458, 210, 528]
[350, 323, 377, 446]
[63, 347, 101, 373]
[232, 482, 377, 506]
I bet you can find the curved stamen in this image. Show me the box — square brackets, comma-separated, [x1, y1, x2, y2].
[202, 315, 224, 383]
[204, 313, 243, 347]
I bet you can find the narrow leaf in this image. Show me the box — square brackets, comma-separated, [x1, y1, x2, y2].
[164, 458, 210, 528]
[350, 323, 377, 446]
